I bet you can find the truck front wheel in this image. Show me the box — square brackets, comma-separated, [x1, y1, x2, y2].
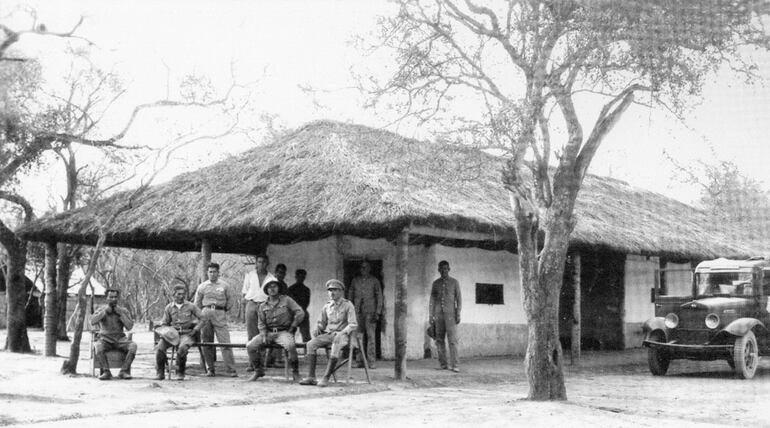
[647, 332, 670, 376]
[733, 331, 759, 379]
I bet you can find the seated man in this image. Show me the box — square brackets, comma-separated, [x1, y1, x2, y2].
[246, 280, 304, 382]
[299, 279, 357, 387]
[155, 284, 204, 381]
[90, 288, 137, 380]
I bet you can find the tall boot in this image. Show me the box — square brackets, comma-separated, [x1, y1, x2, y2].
[290, 359, 300, 382]
[155, 351, 167, 380]
[317, 357, 338, 387]
[118, 352, 136, 380]
[246, 348, 265, 381]
[177, 355, 187, 380]
[299, 354, 317, 385]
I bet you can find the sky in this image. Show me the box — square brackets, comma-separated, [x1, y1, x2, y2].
[6, 0, 770, 212]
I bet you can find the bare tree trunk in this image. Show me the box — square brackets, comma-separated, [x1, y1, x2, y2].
[56, 244, 72, 341]
[394, 228, 409, 380]
[515, 208, 570, 400]
[44, 242, 58, 356]
[4, 238, 31, 352]
[61, 236, 107, 375]
[570, 253, 582, 365]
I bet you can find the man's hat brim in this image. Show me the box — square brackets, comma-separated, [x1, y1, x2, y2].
[155, 325, 180, 346]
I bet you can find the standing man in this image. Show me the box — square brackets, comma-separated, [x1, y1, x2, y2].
[195, 262, 238, 377]
[299, 279, 357, 387]
[155, 284, 203, 381]
[429, 260, 462, 373]
[91, 289, 137, 380]
[287, 269, 311, 343]
[242, 254, 277, 341]
[349, 260, 383, 369]
[246, 280, 304, 382]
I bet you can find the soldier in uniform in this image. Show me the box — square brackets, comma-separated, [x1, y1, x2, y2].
[299, 279, 358, 387]
[91, 288, 137, 380]
[349, 260, 383, 369]
[429, 260, 462, 372]
[155, 284, 203, 380]
[194, 262, 238, 377]
[245, 280, 304, 382]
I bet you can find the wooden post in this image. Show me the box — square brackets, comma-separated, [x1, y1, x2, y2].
[571, 253, 581, 364]
[199, 239, 212, 285]
[394, 227, 409, 380]
[44, 241, 58, 357]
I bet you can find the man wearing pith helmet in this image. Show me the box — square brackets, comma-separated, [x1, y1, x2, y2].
[299, 279, 358, 387]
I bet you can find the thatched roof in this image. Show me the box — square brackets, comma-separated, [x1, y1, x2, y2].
[18, 120, 763, 259]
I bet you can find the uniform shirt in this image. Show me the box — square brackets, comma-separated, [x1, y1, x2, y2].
[317, 298, 357, 335]
[242, 270, 277, 303]
[429, 276, 462, 316]
[194, 279, 235, 311]
[287, 282, 311, 311]
[90, 305, 134, 343]
[257, 295, 304, 332]
[350, 275, 383, 315]
[162, 300, 202, 333]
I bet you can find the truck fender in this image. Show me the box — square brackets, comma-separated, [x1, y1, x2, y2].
[643, 317, 667, 340]
[723, 318, 766, 337]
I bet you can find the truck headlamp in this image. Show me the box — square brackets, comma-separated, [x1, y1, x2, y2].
[664, 313, 679, 329]
[705, 313, 720, 329]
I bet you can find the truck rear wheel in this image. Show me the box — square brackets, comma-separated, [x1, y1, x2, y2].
[733, 331, 759, 379]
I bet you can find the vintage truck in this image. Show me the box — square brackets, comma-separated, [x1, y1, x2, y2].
[642, 257, 770, 379]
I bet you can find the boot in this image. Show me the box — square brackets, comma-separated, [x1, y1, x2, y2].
[176, 355, 187, 381]
[317, 357, 338, 388]
[118, 352, 135, 380]
[246, 349, 265, 381]
[155, 351, 167, 380]
[299, 354, 317, 385]
[98, 368, 113, 380]
[290, 359, 300, 383]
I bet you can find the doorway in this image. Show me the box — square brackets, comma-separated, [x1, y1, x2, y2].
[343, 258, 385, 359]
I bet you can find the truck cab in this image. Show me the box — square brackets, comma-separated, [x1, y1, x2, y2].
[643, 257, 770, 379]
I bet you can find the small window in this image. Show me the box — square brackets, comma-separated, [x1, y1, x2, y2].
[475, 283, 504, 305]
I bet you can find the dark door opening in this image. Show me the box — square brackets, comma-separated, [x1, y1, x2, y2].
[343, 259, 384, 359]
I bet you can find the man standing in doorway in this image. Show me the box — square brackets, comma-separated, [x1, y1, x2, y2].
[287, 269, 312, 343]
[242, 254, 277, 371]
[350, 260, 383, 369]
[429, 260, 462, 372]
[195, 262, 238, 377]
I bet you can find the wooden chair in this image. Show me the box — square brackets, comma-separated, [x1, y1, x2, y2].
[323, 330, 371, 384]
[89, 331, 134, 377]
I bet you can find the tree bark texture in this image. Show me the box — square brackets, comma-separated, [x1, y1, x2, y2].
[514, 193, 576, 400]
[44, 242, 58, 356]
[4, 238, 31, 352]
[56, 244, 72, 341]
[570, 253, 581, 365]
[393, 228, 409, 380]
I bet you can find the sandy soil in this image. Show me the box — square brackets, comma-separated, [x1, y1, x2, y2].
[1, 326, 769, 427]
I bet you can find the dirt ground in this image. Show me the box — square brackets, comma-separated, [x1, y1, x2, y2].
[2, 326, 770, 427]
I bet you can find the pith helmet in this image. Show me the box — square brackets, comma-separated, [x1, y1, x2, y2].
[262, 280, 287, 295]
[325, 279, 345, 291]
